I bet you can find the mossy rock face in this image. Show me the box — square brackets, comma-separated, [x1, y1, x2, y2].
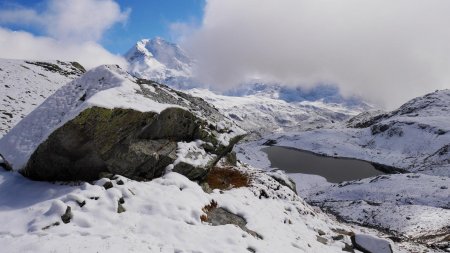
[140, 107, 201, 141]
[23, 106, 241, 182]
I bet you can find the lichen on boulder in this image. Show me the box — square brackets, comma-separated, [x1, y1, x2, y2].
[23, 105, 244, 182]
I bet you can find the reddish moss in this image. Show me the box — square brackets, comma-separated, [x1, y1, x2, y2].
[206, 166, 250, 190]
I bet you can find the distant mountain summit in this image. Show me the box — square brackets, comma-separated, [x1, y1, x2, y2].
[125, 37, 194, 85]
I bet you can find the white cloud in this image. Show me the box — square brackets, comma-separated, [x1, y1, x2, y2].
[184, 0, 450, 108]
[0, 0, 129, 69]
[0, 28, 126, 69]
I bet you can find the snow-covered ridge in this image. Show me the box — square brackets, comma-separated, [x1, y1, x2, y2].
[188, 88, 363, 136]
[0, 59, 85, 137]
[125, 37, 194, 84]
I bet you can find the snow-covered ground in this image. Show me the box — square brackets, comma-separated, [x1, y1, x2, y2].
[235, 90, 450, 249]
[246, 89, 450, 176]
[188, 88, 362, 136]
[0, 59, 84, 137]
[0, 162, 386, 253]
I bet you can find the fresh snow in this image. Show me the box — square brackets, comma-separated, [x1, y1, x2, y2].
[0, 65, 183, 171]
[0, 59, 84, 137]
[235, 89, 450, 247]
[188, 89, 362, 136]
[0, 167, 368, 253]
[125, 38, 194, 87]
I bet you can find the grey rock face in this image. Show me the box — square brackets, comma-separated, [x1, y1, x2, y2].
[205, 207, 262, 239]
[351, 234, 393, 253]
[23, 105, 243, 182]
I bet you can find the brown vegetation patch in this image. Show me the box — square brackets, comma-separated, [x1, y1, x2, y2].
[200, 199, 218, 222]
[206, 166, 250, 190]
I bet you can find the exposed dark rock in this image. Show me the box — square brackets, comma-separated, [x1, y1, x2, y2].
[332, 234, 344, 240]
[42, 221, 60, 230]
[0, 154, 12, 171]
[76, 200, 86, 207]
[117, 199, 126, 213]
[25, 61, 85, 77]
[103, 181, 113, 190]
[61, 206, 73, 224]
[23, 106, 244, 182]
[262, 139, 277, 146]
[204, 205, 262, 239]
[140, 107, 199, 141]
[316, 235, 328, 244]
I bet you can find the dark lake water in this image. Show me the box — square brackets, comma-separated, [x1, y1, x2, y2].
[263, 146, 386, 183]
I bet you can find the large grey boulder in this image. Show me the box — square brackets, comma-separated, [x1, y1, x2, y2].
[23, 106, 243, 181]
[351, 234, 393, 253]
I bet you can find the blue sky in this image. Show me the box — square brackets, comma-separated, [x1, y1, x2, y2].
[0, 0, 205, 54]
[106, 0, 204, 53]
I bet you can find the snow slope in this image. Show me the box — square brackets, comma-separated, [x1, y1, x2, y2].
[262, 89, 450, 176]
[124, 38, 371, 135]
[235, 90, 450, 248]
[0, 65, 243, 171]
[0, 59, 85, 137]
[0, 166, 365, 253]
[188, 88, 362, 136]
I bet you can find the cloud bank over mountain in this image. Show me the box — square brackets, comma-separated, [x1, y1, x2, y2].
[183, 0, 450, 108]
[0, 0, 128, 68]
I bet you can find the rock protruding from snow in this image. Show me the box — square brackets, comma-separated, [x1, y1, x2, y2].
[351, 234, 393, 253]
[23, 106, 243, 181]
[0, 59, 85, 137]
[0, 65, 245, 175]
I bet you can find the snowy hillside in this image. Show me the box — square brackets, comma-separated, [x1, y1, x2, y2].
[262, 89, 450, 175]
[124, 38, 371, 135]
[188, 89, 362, 136]
[0, 64, 404, 252]
[125, 37, 195, 88]
[0, 59, 85, 137]
[236, 89, 450, 249]
[0, 65, 243, 172]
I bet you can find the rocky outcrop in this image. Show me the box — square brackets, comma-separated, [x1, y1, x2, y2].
[23, 106, 244, 182]
[0, 154, 12, 171]
[351, 234, 393, 253]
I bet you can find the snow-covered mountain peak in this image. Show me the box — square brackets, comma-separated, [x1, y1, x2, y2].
[125, 37, 193, 82]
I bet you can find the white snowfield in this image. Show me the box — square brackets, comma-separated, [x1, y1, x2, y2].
[0, 59, 84, 137]
[0, 164, 378, 253]
[188, 88, 362, 136]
